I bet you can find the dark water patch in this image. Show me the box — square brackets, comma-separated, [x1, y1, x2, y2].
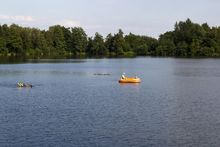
[94, 73, 111, 76]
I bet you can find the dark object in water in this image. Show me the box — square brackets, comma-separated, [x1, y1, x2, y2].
[94, 73, 111, 76]
[17, 82, 33, 88]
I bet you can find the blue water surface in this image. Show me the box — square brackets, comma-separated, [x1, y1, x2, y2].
[0, 58, 220, 146]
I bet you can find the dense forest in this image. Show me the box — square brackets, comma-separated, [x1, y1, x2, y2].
[0, 18, 220, 58]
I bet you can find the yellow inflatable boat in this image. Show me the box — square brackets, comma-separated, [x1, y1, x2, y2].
[119, 77, 141, 83]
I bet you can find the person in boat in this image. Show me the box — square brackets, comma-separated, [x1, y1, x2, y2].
[121, 73, 126, 79]
[17, 82, 32, 88]
[17, 82, 24, 87]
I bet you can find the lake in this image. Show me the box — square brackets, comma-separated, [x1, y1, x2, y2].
[0, 57, 220, 146]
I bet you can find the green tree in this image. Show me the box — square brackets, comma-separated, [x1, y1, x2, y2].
[88, 33, 107, 56]
[157, 32, 175, 56]
[0, 37, 7, 55]
[176, 42, 188, 56]
[49, 25, 66, 54]
[45, 30, 54, 56]
[189, 39, 202, 56]
[71, 27, 87, 55]
[31, 29, 47, 56]
[125, 33, 157, 55]
[20, 28, 32, 51]
[7, 24, 23, 55]
[110, 29, 130, 56]
[61, 27, 72, 55]
[105, 33, 114, 55]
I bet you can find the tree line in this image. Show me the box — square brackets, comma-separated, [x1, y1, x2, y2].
[0, 18, 220, 58]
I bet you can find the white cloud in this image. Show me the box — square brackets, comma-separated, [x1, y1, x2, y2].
[59, 19, 81, 27]
[0, 15, 34, 22]
[13, 16, 34, 22]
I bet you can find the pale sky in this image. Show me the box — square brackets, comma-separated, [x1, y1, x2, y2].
[0, 0, 219, 38]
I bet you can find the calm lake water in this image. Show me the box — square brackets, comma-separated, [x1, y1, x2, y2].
[0, 57, 220, 146]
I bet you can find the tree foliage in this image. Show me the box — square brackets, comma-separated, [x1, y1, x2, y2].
[87, 32, 107, 56]
[157, 18, 220, 57]
[1, 19, 220, 58]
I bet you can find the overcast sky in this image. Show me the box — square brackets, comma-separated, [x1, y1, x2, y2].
[0, 0, 219, 38]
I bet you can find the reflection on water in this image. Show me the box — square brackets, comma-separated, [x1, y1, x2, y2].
[0, 57, 88, 64]
[0, 56, 27, 64]
[119, 83, 140, 86]
[27, 58, 87, 63]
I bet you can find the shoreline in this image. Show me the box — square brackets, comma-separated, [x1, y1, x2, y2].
[1, 56, 220, 64]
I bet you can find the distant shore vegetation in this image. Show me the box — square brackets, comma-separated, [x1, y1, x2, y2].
[0, 18, 220, 58]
